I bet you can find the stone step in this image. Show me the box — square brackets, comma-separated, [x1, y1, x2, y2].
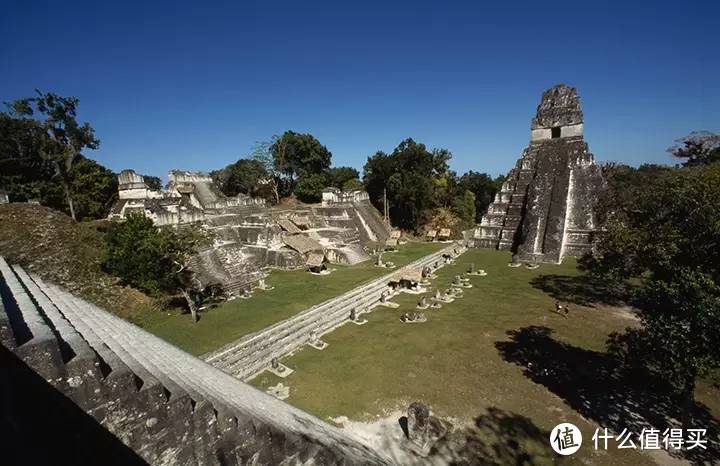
[206, 246, 452, 365]
[222, 292, 381, 378]
[0, 258, 64, 379]
[12, 266, 95, 364]
[206, 245, 461, 379]
[40, 283, 383, 462]
[0, 257, 388, 464]
[209, 282, 382, 368]
[57, 290, 220, 408]
[36, 278, 168, 397]
[0, 274, 16, 349]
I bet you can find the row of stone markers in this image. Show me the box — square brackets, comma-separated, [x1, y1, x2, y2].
[0, 256, 388, 465]
[203, 243, 467, 380]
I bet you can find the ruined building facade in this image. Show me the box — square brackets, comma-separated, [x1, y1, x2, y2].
[471, 84, 604, 263]
[108, 170, 390, 296]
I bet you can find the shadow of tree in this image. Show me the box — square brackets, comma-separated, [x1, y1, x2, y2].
[529, 274, 627, 307]
[446, 407, 554, 465]
[496, 326, 719, 464]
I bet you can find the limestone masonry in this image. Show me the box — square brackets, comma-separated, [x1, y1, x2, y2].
[0, 256, 388, 465]
[470, 84, 605, 263]
[108, 171, 390, 296]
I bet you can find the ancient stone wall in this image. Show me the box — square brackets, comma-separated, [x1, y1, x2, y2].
[0, 256, 388, 465]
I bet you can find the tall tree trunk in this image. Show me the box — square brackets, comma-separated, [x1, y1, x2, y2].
[62, 179, 76, 221]
[272, 180, 279, 204]
[681, 373, 696, 428]
[180, 288, 198, 323]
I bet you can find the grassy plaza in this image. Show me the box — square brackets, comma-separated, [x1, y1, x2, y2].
[138, 241, 444, 356]
[249, 248, 720, 465]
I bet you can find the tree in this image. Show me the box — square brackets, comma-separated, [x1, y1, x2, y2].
[668, 131, 720, 166]
[0, 111, 61, 203]
[1, 111, 116, 219]
[326, 166, 360, 190]
[342, 178, 364, 191]
[103, 213, 210, 322]
[451, 189, 476, 230]
[582, 163, 720, 425]
[251, 137, 288, 204]
[457, 171, 505, 222]
[5, 91, 100, 221]
[142, 175, 163, 191]
[294, 172, 327, 203]
[70, 156, 118, 220]
[211, 158, 270, 199]
[270, 131, 332, 181]
[363, 138, 452, 230]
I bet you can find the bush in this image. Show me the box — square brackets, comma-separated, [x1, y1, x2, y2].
[103, 213, 206, 295]
[294, 173, 327, 203]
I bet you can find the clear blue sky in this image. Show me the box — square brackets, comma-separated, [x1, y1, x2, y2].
[1, 0, 717, 180]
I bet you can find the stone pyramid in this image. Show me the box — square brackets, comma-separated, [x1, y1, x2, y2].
[472, 84, 604, 264]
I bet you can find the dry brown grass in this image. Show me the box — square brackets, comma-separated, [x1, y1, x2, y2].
[0, 204, 156, 320]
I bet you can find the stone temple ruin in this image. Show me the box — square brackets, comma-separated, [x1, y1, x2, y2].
[109, 170, 390, 296]
[470, 84, 604, 263]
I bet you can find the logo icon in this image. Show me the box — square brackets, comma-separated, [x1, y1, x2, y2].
[550, 422, 582, 455]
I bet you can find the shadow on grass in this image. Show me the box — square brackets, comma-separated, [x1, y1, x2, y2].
[448, 407, 553, 465]
[496, 326, 719, 464]
[529, 274, 627, 307]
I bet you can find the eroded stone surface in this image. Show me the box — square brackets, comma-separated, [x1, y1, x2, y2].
[471, 84, 604, 263]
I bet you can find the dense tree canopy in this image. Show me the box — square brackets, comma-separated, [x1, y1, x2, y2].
[451, 189, 477, 230]
[4, 91, 100, 220]
[326, 166, 360, 190]
[363, 138, 498, 232]
[668, 131, 720, 167]
[457, 171, 505, 222]
[1, 108, 116, 219]
[581, 162, 720, 424]
[143, 175, 163, 191]
[363, 139, 449, 229]
[104, 213, 208, 295]
[270, 131, 332, 181]
[211, 158, 272, 200]
[294, 172, 328, 203]
[71, 157, 118, 220]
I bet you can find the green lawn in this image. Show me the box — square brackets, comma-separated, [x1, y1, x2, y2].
[137, 241, 444, 356]
[249, 249, 720, 465]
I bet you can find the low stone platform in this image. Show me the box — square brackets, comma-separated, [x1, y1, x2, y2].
[203, 244, 466, 381]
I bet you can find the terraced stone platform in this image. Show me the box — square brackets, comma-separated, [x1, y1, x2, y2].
[204, 243, 466, 380]
[0, 256, 388, 465]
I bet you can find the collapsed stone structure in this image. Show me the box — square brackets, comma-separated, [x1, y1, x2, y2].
[110, 170, 265, 226]
[0, 256, 387, 464]
[109, 170, 390, 296]
[471, 84, 604, 263]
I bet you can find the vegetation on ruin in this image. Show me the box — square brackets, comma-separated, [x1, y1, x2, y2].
[251, 248, 720, 465]
[103, 213, 213, 321]
[212, 131, 363, 204]
[138, 241, 445, 355]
